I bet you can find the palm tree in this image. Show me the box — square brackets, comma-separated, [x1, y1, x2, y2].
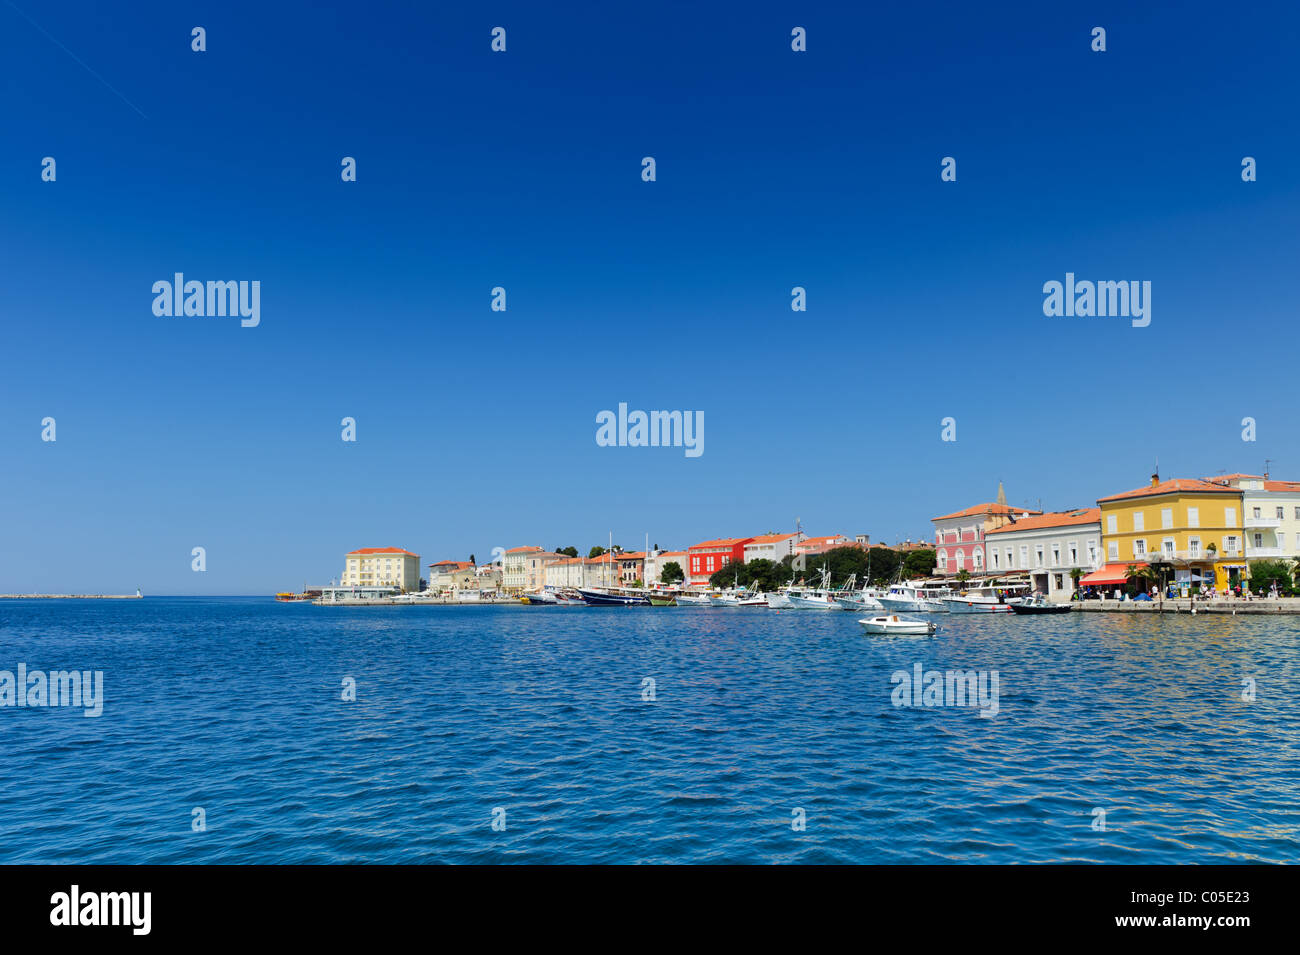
[1069, 566, 1084, 598]
[1125, 563, 1158, 596]
[955, 569, 971, 585]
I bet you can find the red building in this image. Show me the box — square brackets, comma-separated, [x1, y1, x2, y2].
[687, 537, 753, 587]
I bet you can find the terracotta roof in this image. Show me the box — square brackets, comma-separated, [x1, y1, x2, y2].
[1263, 481, 1300, 492]
[429, 560, 473, 569]
[690, 537, 754, 549]
[348, 547, 418, 556]
[1097, 479, 1241, 503]
[932, 502, 1042, 522]
[505, 546, 546, 554]
[1203, 473, 1265, 481]
[746, 533, 798, 544]
[986, 508, 1101, 535]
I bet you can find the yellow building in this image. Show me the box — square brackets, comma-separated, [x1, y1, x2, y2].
[342, 547, 422, 592]
[1088, 475, 1246, 593]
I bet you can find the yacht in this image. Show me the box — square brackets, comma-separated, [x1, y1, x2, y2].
[877, 582, 953, 613]
[942, 583, 1030, 614]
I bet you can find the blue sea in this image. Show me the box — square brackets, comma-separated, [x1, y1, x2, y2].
[0, 598, 1297, 864]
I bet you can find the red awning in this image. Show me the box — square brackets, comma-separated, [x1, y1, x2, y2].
[1079, 562, 1147, 587]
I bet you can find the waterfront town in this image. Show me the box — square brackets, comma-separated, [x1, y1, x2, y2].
[294, 470, 1300, 611]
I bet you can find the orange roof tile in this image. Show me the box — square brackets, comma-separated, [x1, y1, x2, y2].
[932, 502, 1042, 522]
[986, 508, 1100, 535]
[1264, 480, 1300, 492]
[505, 546, 546, 554]
[348, 547, 418, 556]
[746, 533, 798, 543]
[690, 537, 754, 549]
[429, 560, 473, 569]
[1097, 479, 1241, 503]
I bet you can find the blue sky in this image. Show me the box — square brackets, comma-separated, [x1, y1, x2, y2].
[2, 1, 1297, 594]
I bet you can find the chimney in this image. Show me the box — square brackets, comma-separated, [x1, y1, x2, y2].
[1150, 472, 1160, 487]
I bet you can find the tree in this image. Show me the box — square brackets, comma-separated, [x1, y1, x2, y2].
[557, 546, 579, 558]
[902, 548, 937, 580]
[660, 561, 684, 584]
[743, 558, 791, 593]
[1249, 559, 1294, 594]
[469, 554, 476, 566]
[710, 561, 752, 588]
[1125, 563, 1157, 595]
[955, 569, 971, 585]
[1069, 567, 1084, 595]
[588, 546, 606, 559]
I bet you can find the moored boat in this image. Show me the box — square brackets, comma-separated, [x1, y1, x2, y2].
[1010, 594, 1073, 615]
[578, 588, 651, 606]
[859, 614, 936, 636]
[647, 594, 678, 606]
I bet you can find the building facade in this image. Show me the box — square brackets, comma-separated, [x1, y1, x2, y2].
[502, 546, 563, 593]
[932, 499, 1041, 576]
[983, 508, 1102, 598]
[1208, 475, 1300, 563]
[1093, 476, 1246, 592]
[342, 547, 421, 592]
[428, 560, 476, 593]
[643, 550, 689, 585]
[687, 537, 753, 587]
[743, 533, 801, 565]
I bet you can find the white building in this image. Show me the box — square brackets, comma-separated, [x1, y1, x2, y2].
[982, 509, 1102, 599]
[1209, 474, 1300, 562]
[643, 550, 689, 586]
[502, 546, 562, 593]
[342, 547, 421, 593]
[743, 533, 801, 564]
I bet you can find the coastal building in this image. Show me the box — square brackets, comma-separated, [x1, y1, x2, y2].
[687, 537, 754, 587]
[474, 562, 503, 593]
[342, 547, 421, 592]
[984, 508, 1102, 598]
[502, 546, 563, 594]
[1205, 474, 1300, 563]
[613, 551, 646, 586]
[428, 560, 476, 593]
[543, 557, 587, 590]
[1088, 474, 1246, 593]
[743, 533, 802, 565]
[932, 485, 1041, 576]
[643, 550, 689, 586]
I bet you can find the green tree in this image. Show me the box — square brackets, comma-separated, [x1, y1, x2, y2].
[469, 554, 476, 566]
[709, 561, 752, 588]
[557, 546, 579, 558]
[1249, 559, 1294, 594]
[954, 569, 971, 585]
[588, 546, 607, 559]
[902, 548, 937, 579]
[660, 561, 685, 584]
[742, 558, 791, 592]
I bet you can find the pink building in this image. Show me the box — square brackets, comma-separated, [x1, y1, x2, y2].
[932, 489, 1040, 576]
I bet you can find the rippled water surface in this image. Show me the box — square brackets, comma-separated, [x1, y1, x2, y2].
[1, 598, 1297, 863]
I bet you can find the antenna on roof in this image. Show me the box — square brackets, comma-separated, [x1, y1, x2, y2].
[1265, 458, 1274, 479]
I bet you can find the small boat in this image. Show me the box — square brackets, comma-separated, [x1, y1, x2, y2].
[859, 614, 936, 636]
[578, 588, 651, 606]
[764, 590, 792, 609]
[877, 582, 952, 613]
[735, 594, 768, 606]
[523, 591, 559, 605]
[675, 592, 713, 606]
[1010, 594, 1073, 615]
[647, 594, 678, 606]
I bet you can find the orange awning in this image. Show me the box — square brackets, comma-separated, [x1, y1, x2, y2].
[1079, 562, 1147, 586]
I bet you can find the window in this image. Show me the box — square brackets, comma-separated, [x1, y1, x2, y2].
[1253, 507, 1262, 519]
[1019, 545, 1028, 567]
[1295, 507, 1300, 520]
[937, 549, 947, 570]
[1035, 545, 1044, 568]
[1161, 508, 1173, 529]
[973, 548, 983, 569]
[1087, 540, 1098, 565]
[1005, 548, 1013, 568]
[1277, 507, 1285, 520]
[1134, 539, 1147, 558]
[1108, 541, 1118, 560]
[1188, 537, 1201, 558]
[1069, 542, 1078, 564]
[954, 549, 965, 568]
[1279, 532, 1287, 549]
[1187, 507, 1199, 528]
[1051, 544, 1061, 566]
[1107, 514, 1117, 534]
[1225, 507, 1237, 527]
[1224, 536, 1240, 556]
[1162, 538, 1175, 557]
[1253, 533, 1263, 547]
[1133, 512, 1145, 532]
[991, 550, 999, 569]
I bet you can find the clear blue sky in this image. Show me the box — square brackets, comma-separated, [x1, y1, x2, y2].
[2, 1, 1297, 594]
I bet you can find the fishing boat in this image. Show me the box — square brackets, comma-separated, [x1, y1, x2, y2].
[786, 569, 841, 609]
[275, 587, 322, 602]
[1009, 593, 1073, 615]
[859, 614, 936, 636]
[735, 593, 768, 606]
[523, 590, 559, 605]
[675, 592, 713, 606]
[578, 588, 651, 606]
[647, 594, 678, 606]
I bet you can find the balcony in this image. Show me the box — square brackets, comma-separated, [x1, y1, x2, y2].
[1245, 545, 1287, 558]
[1245, 515, 1282, 528]
[1145, 549, 1237, 563]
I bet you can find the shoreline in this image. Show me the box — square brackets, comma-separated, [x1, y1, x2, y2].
[0, 594, 143, 600]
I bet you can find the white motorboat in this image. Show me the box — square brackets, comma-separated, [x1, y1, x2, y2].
[836, 587, 886, 612]
[786, 569, 842, 609]
[877, 582, 952, 613]
[764, 591, 792, 609]
[859, 614, 936, 636]
[942, 583, 1029, 614]
[675, 592, 713, 606]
